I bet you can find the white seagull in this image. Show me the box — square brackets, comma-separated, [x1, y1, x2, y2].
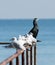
[10, 37, 26, 50]
[10, 33, 37, 50]
[18, 33, 37, 46]
[26, 33, 37, 45]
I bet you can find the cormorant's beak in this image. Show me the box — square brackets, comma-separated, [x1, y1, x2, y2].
[36, 18, 39, 21]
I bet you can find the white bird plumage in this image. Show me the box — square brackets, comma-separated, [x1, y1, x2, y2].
[26, 33, 37, 45]
[10, 37, 26, 50]
[10, 33, 37, 50]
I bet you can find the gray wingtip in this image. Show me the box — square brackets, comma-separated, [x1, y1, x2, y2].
[37, 40, 42, 42]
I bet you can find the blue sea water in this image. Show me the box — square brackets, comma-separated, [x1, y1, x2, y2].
[0, 19, 55, 65]
[37, 19, 55, 65]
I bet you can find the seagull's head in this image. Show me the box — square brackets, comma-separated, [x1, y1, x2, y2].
[10, 37, 17, 41]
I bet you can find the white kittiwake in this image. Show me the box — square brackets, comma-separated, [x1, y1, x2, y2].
[18, 33, 37, 46]
[10, 37, 26, 50]
[10, 33, 37, 50]
[26, 33, 37, 45]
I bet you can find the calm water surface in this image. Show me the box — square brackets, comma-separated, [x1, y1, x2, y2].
[0, 19, 55, 65]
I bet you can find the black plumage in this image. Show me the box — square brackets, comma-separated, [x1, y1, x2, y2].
[29, 18, 39, 38]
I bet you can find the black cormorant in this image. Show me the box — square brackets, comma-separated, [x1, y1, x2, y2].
[28, 18, 39, 38]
